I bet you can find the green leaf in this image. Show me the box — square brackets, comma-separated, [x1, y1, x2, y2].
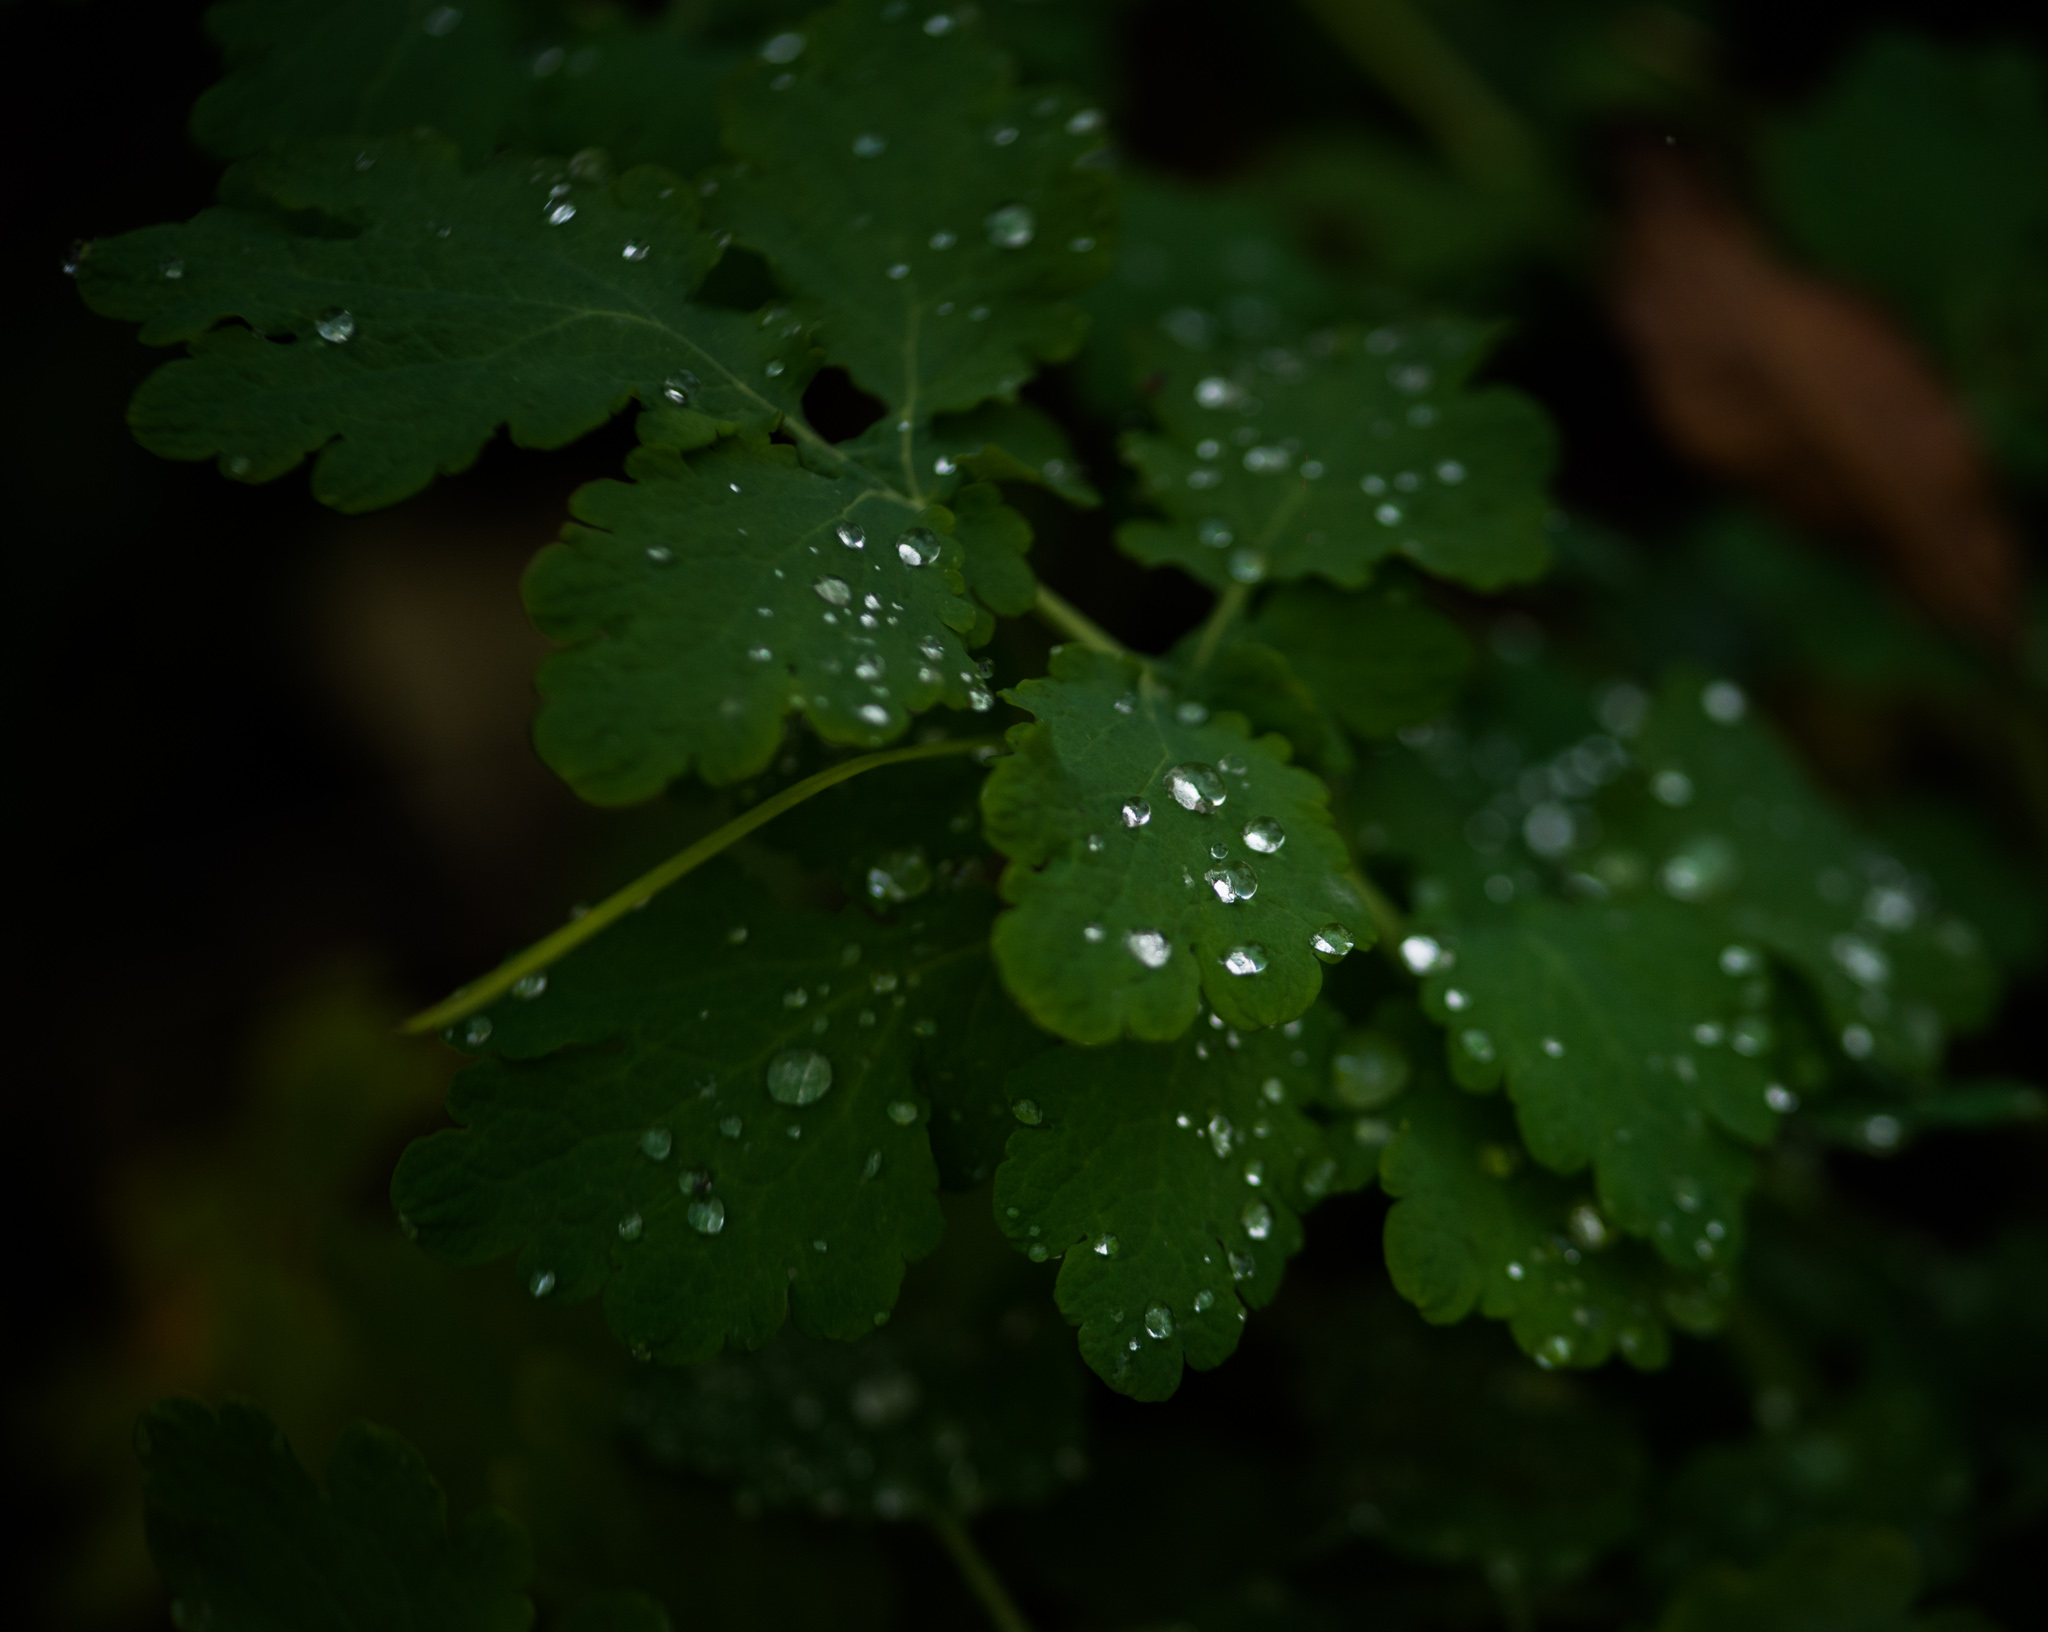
[391, 867, 1032, 1363]
[139, 1398, 533, 1632]
[982, 647, 1368, 1042]
[193, 0, 528, 164]
[1414, 896, 1776, 1270]
[1381, 1042, 1728, 1371]
[714, 0, 1116, 439]
[1625, 677, 1998, 1073]
[78, 135, 799, 511]
[994, 1005, 1370, 1399]
[1115, 321, 1555, 592]
[621, 1213, 1085, 1518]
[524, 436, 991, 803]
[557, 1594, 675, 1632]
[1656, 1527, 1999, 1632]
[1299, 1285, 1649, 1589]
[1240, 578, 1473, 739]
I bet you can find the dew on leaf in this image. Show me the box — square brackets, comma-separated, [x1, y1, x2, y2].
[866, 847, 931, 902]
[895, 528, 941, 567]
[1120, 797, 1151, 829]
[1204, 864, 1258, 904]
[1144, 1304, 1174, 1339]
[767, 1049, 834, 1105]
[1221, 944, 1268, 976]
[618, 1211, 644, 1241]
[887, 1099, 919, 1124]
[315, 307, 355, 343]
[687, 1197, 726, 1235]
[662, 371, 700, 405]
[985, 204, 1035, 247]
[1164, 763, 1227, 814]
[511, 972, 547, 999]
[1310, 923, 1354, 961]
[813, 575, 853, 606]
[1242, 817, 1285, 853]
[529, 1269, 555, 1297]
[1126, 929, 1173, 968]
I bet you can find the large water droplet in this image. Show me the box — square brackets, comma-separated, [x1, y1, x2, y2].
[836, 521, 865, 549]
[1125, 929, 1172, 969]
[1222, 944, 1268, 976]
[767, 1049, 834, 1104]
[315, 307, 355, 344]
[1144, 1304, 1174, 1339]
[985, 204, 1035, 248]
[894, 527, 940, 567]
[1164, 763, 1227, 815]
[688, 1197, 726, 1235]
[1310, 923, 1354, 962]
[1241, 817, 1285, 853]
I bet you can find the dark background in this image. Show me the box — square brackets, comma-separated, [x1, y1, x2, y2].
[8, 0, 2045, 1619]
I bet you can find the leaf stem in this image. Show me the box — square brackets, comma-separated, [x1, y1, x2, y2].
[1296, 0, 1540, 188]
[1191, 580, 1251, 671]
[400, 736, 996, 1035]
[926, 1509, 1035, 1632]
[1033, 583, 1129, 659]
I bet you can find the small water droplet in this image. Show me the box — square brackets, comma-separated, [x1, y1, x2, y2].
[813, 575, 853, 606]
[687, 1197, 726, 1235]
[663, 370, 700, 405]
[1093, 1233, 1118, 1257]
[1164, 763, 1227, 814]
[621, 240, 650, 262]
[1443, 988, 1470, 1012]
[887, 1100, 919, 1125]
[1542, 1036, 1565, 1057]
[985, 204, 1035, 248]
[1204, 864, 1259, 904]
[546, 200, 577, 225]
[1310, 923, 1354, 961]
[1125, 929, 1173, 969]
[1012, 1099, 1043, 1125]
[1217, 754, 1248, 776]
[1241, 1201, 1273, 1240]
[312, 306, 357, 344]
[618, 1211, 644, 1241]
[1144, 1304, 1174, 1339]
[461, 1014, 493, 1047]
[894, 527, 941, 566]
[1701, 680, 1747, 723]
[767, 1049, 834, 1104]
[1222, 944, 1268, 976]
[1461, 1028, 1495, 1062]
[529, 1268, 556, 1297]
[761, 31, 806, 63]
[852, 132, 888, 157]
[836, 521, 865, 549]
[1241, 817, 1285, 853]
[1765, 1083, 1799, 1113]
[865, 846, 932, 903]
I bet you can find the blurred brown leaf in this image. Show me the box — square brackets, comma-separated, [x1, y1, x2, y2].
[1611, 146, 2024, 649]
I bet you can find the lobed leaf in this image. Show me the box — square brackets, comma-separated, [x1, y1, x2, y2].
[714, 0, 1116, 444]
[78, 135, 799, 511]
[139, 1397, 533, 1632]
[1240, 578, 1473, 739]
[1116, 321, 1555, 592]
[524, 435, 990, 803]
[994, 1005, 1370, 1399]
[982, 646, 1368, 1042]
[392, 868, 1028, 1364]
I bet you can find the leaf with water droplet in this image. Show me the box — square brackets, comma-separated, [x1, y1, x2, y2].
[994, 1005, 1372, 1398]
[1116, 322, 1555, 592]
[392, 866, 1017, 1361]
[1236, 579, 1472, 740]
[528, 441, 986, 802]
[713, 5, 1114, 427]
[136, 1399, 537, 1632]
[1379, 998, 1728, 1371]
[79, 134, 806, 511]
[982, 647, 1368, 1042]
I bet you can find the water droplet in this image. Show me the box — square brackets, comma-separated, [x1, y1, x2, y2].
[461, 1014, 493, 1047]
[1226, 547, 1267, 583]
[1093, 1233, 1119, 1257]
[1241, 1201, 1273, 1240]
[1067, 107, 1104, 134]
[546, 200, 577, 225]
[985, 204, 1035, 247]
[622, 240, 650, 262]
[1120, 797, 1152, 829]
[1207, 1114, 1235, 1157]
[1567, 1205, 1607, 1249]
[1831, 933, 1891, 987]
[1652, 769, 1695, 807]
[1310, 923, 1354, 961]
[767, 1049, 834, 1104]
[1443, 988, 1470, 1012]
[639, 1127, 675, 1162]
[1125, 929, 1173, 969]
[1720, 944, 1760, 976]
[748, 645, 773, 663]
[512, 972, 547, 999]
[1460, 1028, 1495, 1062]
[663, 370, 701, 405]
[1164, 763, 1227, 814]
[1536, 1334, 1572, 1369]
[1195, 376, 1243, 409]
[887, 1100, 919, 1125]
[1375, 502, 1403, 526]
[1765, 1083, 1799, 1113]
[813, 575, 853, 606]
[688, 1197, 726, 1235]
[1217, 754, 1248, 776]
[160, 256, 185, 280]
[865, 846, 932, 903]
[1205, 864, 1259, 904]
[529, 1268, 556, 1296]
[1222, 944, 1268, 976]
[618, 1211, 644, 1241]
[1242, 817, 1285, 853]
[1841, 1023, 1875, 1059]
[761, 30, 805, 62]
[645, 545, 673, 564]
[1436, 459, 1466, 483]
[1177, 700, 1209, 725]
[1144, 1304, 1174, 1339]
[425, 6, 462, 37]
[1012, 1099, 1043, 1125]
[313, 306, 357, 344]
[852, 132, 888, 157]
[1542, 1036, 1565, 1057]
[718, 1115, 743, 1139]
[1701, 680, 1747, 723]
[894, 527, 941, 566]
[929, 229, 957, 250]
[836, 522, 865, 549]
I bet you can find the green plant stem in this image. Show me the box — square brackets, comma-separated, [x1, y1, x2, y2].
[401, 736, 996, 1035]
[1296, 0, 1540, 188]
[1034, 583, 1129, 658]
[927, 1510, 1034, 1632]
[1191, 580, 1251, 671]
